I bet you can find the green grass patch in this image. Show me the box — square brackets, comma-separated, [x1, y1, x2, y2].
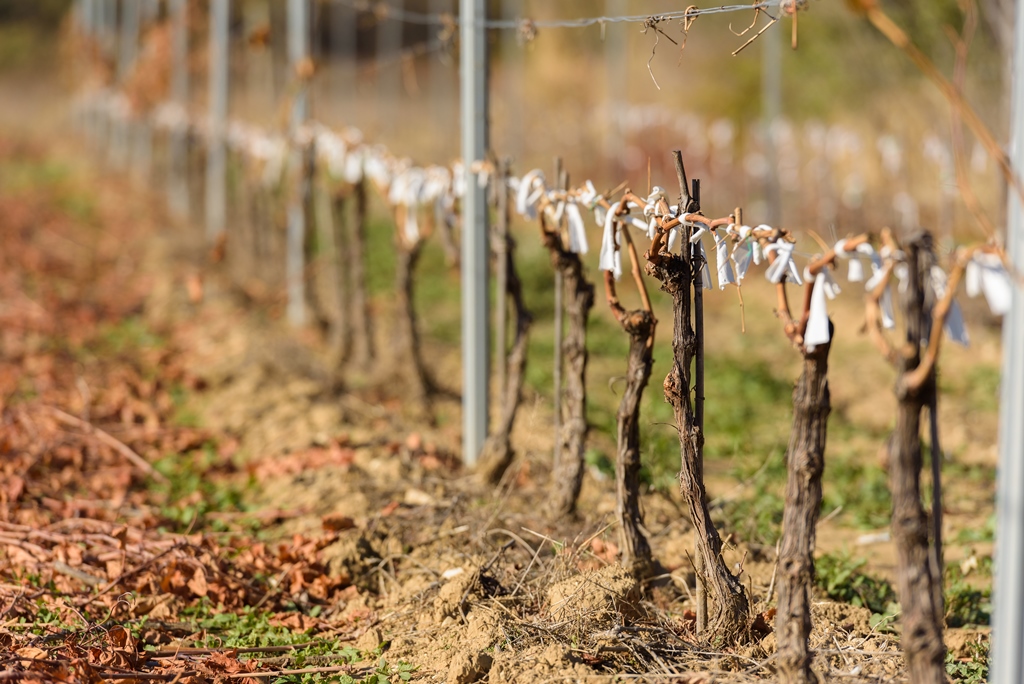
[181, 605, 323, 650]
[956, 514, 996, 544]
[815, 552, 898, 619]
[1, 154, 98, 223]
[946, 637, 989, 683]
[167, 604, 418, 684]
[94, 316, 167, 357]
[152, 446, 253, 532]
[821, 457, 891, 530]
[944, 564, 992, 628]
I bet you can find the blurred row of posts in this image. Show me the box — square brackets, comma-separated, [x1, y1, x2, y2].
[70, 5, 1023, 679]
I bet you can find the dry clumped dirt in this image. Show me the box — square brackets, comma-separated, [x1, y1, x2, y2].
[0, 135, 992, 683]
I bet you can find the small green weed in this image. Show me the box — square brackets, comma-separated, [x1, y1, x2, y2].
[585, 448, 615, 480]
[152, 446, 251, 532]
[715, 450, 787, 546]
[821, 459, 891, 530]
[815, 552, 898, 617]
[336, 657, 417, 684]
[718, 489, 785, 546]
[93, 317, 167, 357]
[185, 604, 316, 649]
[956, 514, 996, 544]
[944, 565, 992, 628]
[946, 637, 989, 683]
[269, 652, 418, 684]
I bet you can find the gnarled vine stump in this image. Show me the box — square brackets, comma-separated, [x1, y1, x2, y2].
[644, 151, 748, 641]
[776, 335, 831, 684]
[613, 307, 655, 576]
[479, 232, 532, 484]
[547, 250, 594, 518]
[889, 234, 946, 684]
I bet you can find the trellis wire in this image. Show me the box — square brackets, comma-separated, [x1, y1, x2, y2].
[331, 0, 782, 30]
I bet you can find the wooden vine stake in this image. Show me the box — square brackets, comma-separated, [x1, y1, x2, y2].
[479, 161, 533, 483]
[866, 231, 947, 683]
[552, 159, 565, 479]
[604, 225, 655, 577]
[349, 179, 374, 366]
[392, 204, 437, 422]
[644, 151, 748, 641]
[312, 161, 351, 367]
[308, 161, 375, 371]
[539, 170, 595, 519]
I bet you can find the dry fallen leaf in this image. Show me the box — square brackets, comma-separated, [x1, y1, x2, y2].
[322, 514, 356, 532]
[16, 646, 48, 668]
[188, 566, 209, 597]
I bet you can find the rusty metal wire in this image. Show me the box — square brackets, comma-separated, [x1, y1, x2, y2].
[331, 0, 782, 31]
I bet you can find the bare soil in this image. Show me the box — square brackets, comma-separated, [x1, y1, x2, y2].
[0, 101, 998, 682]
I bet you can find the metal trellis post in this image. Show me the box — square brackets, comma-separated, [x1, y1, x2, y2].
[991, 0, 1024, 679]
[114, 0, 140, 169]
[206, 0, 230, 244]
[169, 0, 190, 219]
[461, 0, 489, 466]
[286, 0, 311, 327]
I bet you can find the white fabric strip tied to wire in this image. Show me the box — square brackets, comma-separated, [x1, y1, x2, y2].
[834, 238, 880, 283]
[763, 238, 803, 285]
[388, 165, 428, 243]
[422, 166, 452, 206]
[687, 222, 713, 290]
[578, 180, 606, 226]
[714, 227, 737, 289]
[342, 146, 364, 185]
[515, 169, 546, 220]
[469, 160, 492, 189]
[246, 133, 287, 189]
[451, 161, 466, 199]
[363, 147, 394, 190]
[152, 102, 188, 133]
[565, 200, 589, 254]
[644, 187, 667, 214]
[729, 225, 755, 284]
[965, 251, 1014, 315]
[929, 265, 970, 346]
[600, 200, 624, 280]
[313, 127, 348, 181]
[803, 266, 841, 352]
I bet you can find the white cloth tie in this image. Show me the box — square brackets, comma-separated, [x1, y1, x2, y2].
[966, 252, 1013, 315]
[714, 228, 736, 289]
[599, 201, 624, 279]
[804, 269, 833, 352]
[764, 240, 803, 285]
[930, 265, 969, 346]
[565, 201, 589, 255]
